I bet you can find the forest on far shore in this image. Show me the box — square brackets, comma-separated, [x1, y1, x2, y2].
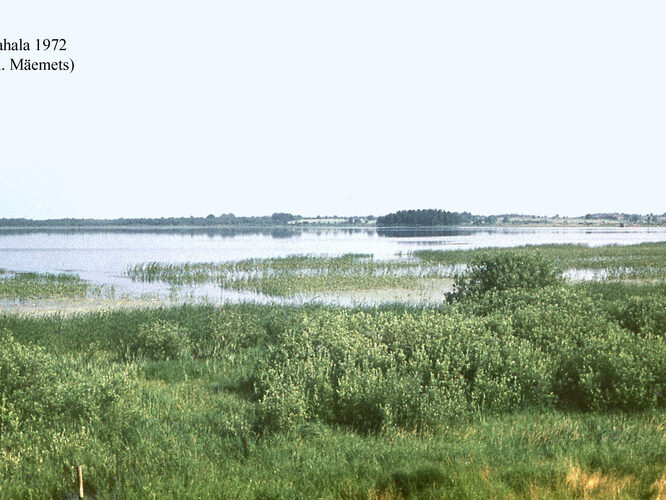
[1, 209, 664, 228]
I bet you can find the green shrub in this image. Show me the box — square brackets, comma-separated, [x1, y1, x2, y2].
[448, 252, 561, 302]
[0, 330, 129, 432]
[465, 335, 554, 413]
[253, 370, 310, 433]
[575, 328, 666, 410]
[613, 295, 666, 337]
[251, 309, 557, 434]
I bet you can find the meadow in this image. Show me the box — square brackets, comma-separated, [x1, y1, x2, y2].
[1, 246, 665, 498]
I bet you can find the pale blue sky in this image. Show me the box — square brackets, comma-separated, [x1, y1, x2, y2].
[1, 1, 664, 219]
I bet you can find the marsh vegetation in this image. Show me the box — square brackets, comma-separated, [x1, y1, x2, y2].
[414, 241, 666, 281]
[125, 242, 666, 304]
[126, 254, 452, 299]
[0, 270, 106, 301]
[0, 244, 665, 498]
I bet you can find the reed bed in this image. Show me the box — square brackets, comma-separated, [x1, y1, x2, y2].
[0, 270, 104, 300]
[128, 243, 666, 302]
[127, 254, 453, 296]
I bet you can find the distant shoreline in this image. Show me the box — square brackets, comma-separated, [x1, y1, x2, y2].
[0, 222, 663, 232]
[1, 211, 664, 231]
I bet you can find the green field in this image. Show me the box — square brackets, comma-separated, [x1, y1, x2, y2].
[1, 245, 665, 498]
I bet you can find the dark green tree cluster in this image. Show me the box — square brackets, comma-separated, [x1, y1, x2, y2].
[376, 209, 474, 227]
[270, 213, 299, 224]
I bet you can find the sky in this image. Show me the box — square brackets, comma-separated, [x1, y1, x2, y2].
[1, 1, 665, 219]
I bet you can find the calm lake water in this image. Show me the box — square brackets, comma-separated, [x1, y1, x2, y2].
[2, 226, 666, 300]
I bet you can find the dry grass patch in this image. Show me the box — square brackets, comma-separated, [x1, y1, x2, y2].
[565, 465, 636, 498]
[653, 472, 666, 500]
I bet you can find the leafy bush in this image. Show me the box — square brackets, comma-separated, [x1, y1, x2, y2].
[247, 286, 666, 435]
[448, 252, 561, 302]
[613, 294, 666, 337]
[575, 328, 666, 410]
[0, 330, 129, 432]
[252, 309, 558, 433]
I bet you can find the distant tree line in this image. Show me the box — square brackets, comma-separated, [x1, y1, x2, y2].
[0, 213, 305, 228]
[583, 212, 665, 222]
[376, 209, 476, 227]
[5, 210, 661, 229]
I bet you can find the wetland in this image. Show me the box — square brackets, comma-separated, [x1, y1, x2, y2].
[1, 227, 665, 498]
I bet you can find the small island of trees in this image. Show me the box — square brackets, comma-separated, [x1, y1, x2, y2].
[376, 209, 475, 227]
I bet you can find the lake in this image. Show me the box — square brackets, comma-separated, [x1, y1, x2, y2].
[2, 226, 666, 301]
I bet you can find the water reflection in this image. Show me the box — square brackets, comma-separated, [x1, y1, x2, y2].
[2, 225, 665, 241]
[0, 227, 306, 238]
[0, 226, 494, 239]
[376, 227, 477, 238]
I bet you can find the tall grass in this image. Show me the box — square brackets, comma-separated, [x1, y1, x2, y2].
[127, 254, 450, 296]
[0, 270, 104, 300]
